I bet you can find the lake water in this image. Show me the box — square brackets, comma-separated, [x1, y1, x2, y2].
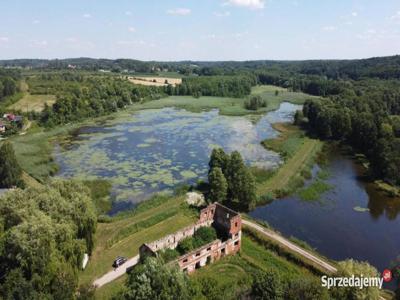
[55, 102, 301, 214]
[250, 150, 400, 288]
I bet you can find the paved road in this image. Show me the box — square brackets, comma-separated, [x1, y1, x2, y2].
[93, 255, 140, 288]
[242, 219, 337, 273]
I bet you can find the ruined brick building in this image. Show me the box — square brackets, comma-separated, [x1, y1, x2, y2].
[139, 202, 242, 273]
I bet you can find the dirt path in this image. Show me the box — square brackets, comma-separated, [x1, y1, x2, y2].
[93, 255, 140, 288]
[242, 219, 337, 273]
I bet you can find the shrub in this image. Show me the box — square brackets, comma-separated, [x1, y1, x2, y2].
[193, 226, 217, 246]
[244, 95, 267, 111]
[159, 248, 180, 263]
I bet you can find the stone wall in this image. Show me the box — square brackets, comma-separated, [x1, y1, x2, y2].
[139, 202, 242, 273]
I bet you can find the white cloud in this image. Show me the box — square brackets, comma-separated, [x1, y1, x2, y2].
[128, 27, 136, 33]
[30, 40, 48, 47]
[125, 11, 132, 16]
[351, 12, 358, 17]
[83, 13, 92, 18]
[322, 25, 337, 32]
[214, 11, 231, 17]
[0, 37, 9, 42]
[225, 0, 265, 10]
[33, 19, 40, 24]
[166, 8, 191, 16]
[117, 40, 150, 46]
[356, 29, 378, 41]
[66, 37, 78, 43]
[390, 11, 400, 21]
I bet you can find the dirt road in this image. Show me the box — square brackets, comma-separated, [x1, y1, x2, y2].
[93, 255, 140, 288]
[242, 219, 337, 273]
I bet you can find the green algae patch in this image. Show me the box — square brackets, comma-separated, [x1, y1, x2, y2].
[137, 143, 151, 148]
[353, 206, 370, 213]
[180, 170, 197, 180]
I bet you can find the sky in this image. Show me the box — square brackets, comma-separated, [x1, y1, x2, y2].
[0, 0, 399, 61]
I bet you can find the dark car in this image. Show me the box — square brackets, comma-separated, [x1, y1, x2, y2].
[112, 256, 127, 268]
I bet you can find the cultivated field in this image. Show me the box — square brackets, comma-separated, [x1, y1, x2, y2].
[128, 76, 182, 87]
[9, 93, 56, 112]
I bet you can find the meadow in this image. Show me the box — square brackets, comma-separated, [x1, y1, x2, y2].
[9, 93, 56, 112]
[256, 123, 323, 199]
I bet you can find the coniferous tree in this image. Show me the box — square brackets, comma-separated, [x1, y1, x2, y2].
[0, 141, 23, 188]
[209, 148, 229, 175]
[208, 167, 228, 203]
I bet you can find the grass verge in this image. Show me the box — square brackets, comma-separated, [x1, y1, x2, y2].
[256, 123, 323, 200]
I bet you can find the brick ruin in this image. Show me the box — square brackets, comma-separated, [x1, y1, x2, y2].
[139, 202, 242, 273]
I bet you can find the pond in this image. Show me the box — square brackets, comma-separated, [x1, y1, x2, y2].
[250, 150, 400, 289]
[55, 102, 301, 214]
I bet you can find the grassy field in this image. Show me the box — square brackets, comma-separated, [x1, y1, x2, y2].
[80, 195, 197, 287]
[9, 93, 56, 112]
[256, 123, 323, 198]
[9, 124, 79, 181]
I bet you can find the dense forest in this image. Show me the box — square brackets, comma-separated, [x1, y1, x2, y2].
[164, 74, 256, 98]
[0, 68, 20, 104]
[1, 55, 400, 79]
[0, 180, 97, 299]
[21, 73, 164, 126]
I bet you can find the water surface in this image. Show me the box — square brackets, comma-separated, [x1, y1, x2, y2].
[55, 102, 301, 213]
[250, 150, 400, 287]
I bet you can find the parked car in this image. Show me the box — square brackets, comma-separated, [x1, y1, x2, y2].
[112, 256, 127, 268]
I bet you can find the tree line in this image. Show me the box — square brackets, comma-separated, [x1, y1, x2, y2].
[302, 80, 400, 186]
[37, 75, 165, 127]
[164, 74, 257, 98]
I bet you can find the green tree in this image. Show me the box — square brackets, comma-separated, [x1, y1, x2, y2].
[0, 180, 96, 299]
[251, 270, 284, 300]
[286, 277, 329, 300]
[244, 95, 267, 110]
[330, 259, 381, 300]
[0, 141, 23, 188]
[116, 257, 194, 300]
[177, 237, 194, 255]
[193, 226, 217, 246]
[209, 148, 229, 175]
[293, 110, 303, 125]
[227, 151, 256, 210]
[208, 167, 228, 203]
